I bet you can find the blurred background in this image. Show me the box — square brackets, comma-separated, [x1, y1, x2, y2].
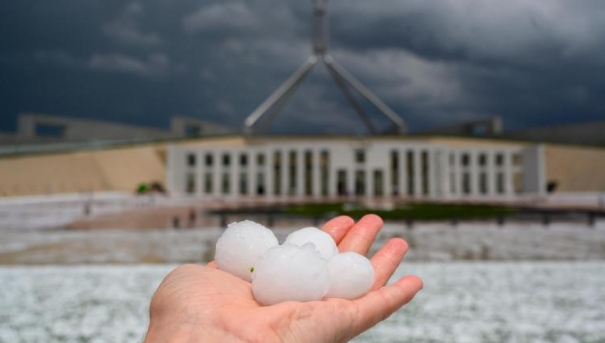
[1, 0, 604, 342]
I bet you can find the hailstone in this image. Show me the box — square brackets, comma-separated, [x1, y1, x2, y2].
[284, 227, 338, 260]
[325, 252, 374, 300]
[252, 243, 330, 305]
[215, 220, 278, 281]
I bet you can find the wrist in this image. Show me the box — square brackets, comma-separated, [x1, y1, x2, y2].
[143, 317, 246, 343]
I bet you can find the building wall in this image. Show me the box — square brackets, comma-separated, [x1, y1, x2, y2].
[0, 146, 165, 196]
[0, 136, 245, 196]
[17, 113, 173, 142]
[168, 137, 530, 200]
[507, 120, 605, 147]
[544, 144, 605, 192]
[2, 135, 605, 197]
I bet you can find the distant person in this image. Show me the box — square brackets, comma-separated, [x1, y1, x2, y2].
[143, 215, 422, 343]
[172, 216, 180, 229]
[188, 208, 197, 228]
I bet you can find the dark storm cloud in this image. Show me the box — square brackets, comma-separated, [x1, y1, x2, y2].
[328, 0, 605, 129]
[0, 0, 603, 134]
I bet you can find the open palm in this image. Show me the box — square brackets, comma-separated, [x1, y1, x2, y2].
[144, 215, 423, 343]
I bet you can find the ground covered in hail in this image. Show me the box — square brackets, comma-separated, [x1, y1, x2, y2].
[1, 262, 604, 343]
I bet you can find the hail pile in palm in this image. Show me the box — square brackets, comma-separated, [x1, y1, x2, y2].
[215, 221, 375, 305]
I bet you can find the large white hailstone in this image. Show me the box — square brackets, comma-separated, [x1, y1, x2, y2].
[284, 227, 338, 260]
[215, 220, 278, 281]
[252, 243, 330, 305]
[325, 252, 375, 300]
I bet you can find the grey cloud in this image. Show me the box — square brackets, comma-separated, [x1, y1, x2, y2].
[183, 2, 260, 34]
[102, 2, 162, 48]
[332, 0, 605, 69]
[88, 52, 170, 76]
[1, 0, 604, 134]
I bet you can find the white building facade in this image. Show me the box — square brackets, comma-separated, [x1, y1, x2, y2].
[167, 138, 545, 200]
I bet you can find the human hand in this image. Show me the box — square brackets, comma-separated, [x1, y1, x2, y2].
[143, 215, 423, 343]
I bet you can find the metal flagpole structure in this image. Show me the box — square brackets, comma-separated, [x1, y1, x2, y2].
[244, 0, 407, 134]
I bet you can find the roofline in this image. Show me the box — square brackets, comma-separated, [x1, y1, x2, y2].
[2, 132, 604, 159]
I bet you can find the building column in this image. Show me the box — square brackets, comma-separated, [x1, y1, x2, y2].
[281, 150, 288, 199]
[522, 145, 546, 196]
[287, 150, 293, 198]
[453, 150, 462, 198]
[347, 166, 355, 198]
[428, 148, 436, 199]
[297, 149, 305, 198]
[487, 150, 497, 197]
[469, 150, 479, 197]
[213, 150, 221, 198]
[329, 156, 337, 198]
[249, 150, 257, 198]
[400, 149, 407, 198]
[413, 148, 422, 197]
[230, 151, 239, 198]
[166, 145, 177, 193]
[266, 149, 275, 200]
[312, 149, 321, 198]
[439, 148, 450, 198]
[383, 149, 393, 199]
[196, 150, 203, 197]
[366, 166, 373, 198]
[504, 151, 513, 197]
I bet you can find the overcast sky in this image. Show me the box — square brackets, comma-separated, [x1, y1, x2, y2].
[1, 0, 604, 134]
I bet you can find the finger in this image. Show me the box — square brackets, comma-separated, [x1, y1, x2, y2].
[321, 216, 355, 245]
[369, 238, 409, 290]
[350, 275, 423, 334]
[206, 261, 217, 268]
[337, 214, 383, 255]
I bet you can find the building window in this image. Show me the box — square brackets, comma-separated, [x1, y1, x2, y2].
[512, 154, 522, 166]
[390, 150, 399, 195]
[184, 124, 200, 136]
[450, 172, 456, 194]
[462, 173, 471, 195]
[204, 173, 213, 194]
[406, 150, 414, 196]
[513, 172, 523, 193]
[240, 154, 248, 167]
[305, 150, 313, 196]
[186, 172, 195, 194]
[222, 173, 230, 194]
[495, 153, 504, 166]
[355, 170, 366, 196]
[187, 153, 196, 167]
[355, 149, 365, 163]
[421, 151, 429, 196]
[478, 153, 487, 166]
[222, 154, 231, 167]
[239, 172, 248, 195]
[35, 123, 65, 137]
[256, 173, 265, 195]
[496, 172, 505, 194]
[205, 154, 214, 167]
[461, 153, 470, 167]
[320, 150, 329, 196]
[289, 151, 297, 195]
[273, 151, 281, 195]
[479, 172, 488, 194]
[257, 153, 265, 166]
[337, 169, 347, 196]
[373, 170, 384, 196]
